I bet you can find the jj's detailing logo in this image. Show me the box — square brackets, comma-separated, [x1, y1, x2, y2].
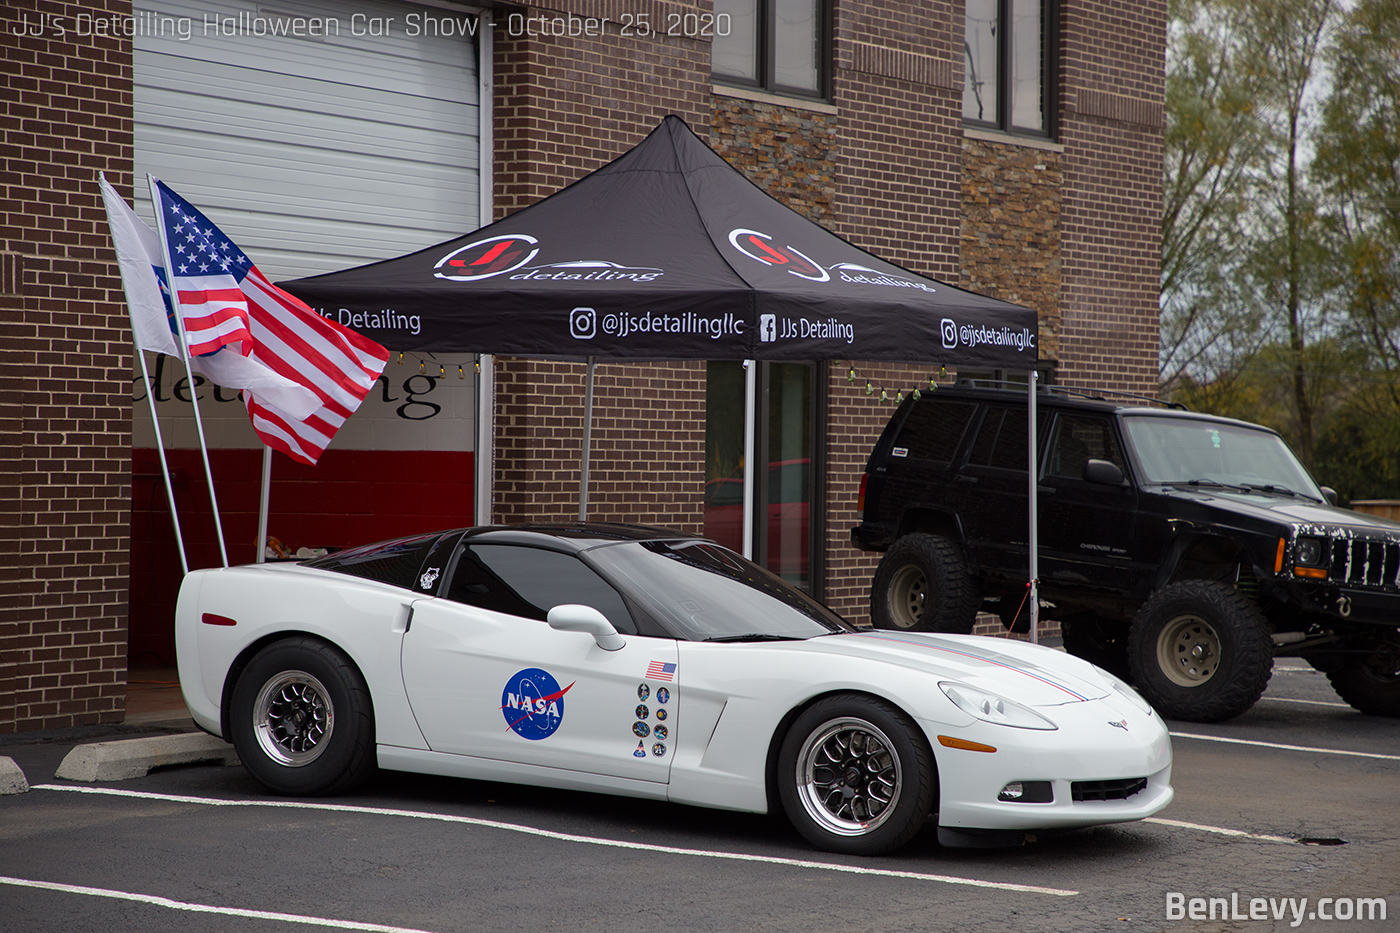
[434, 235, 666, 284]
[940, 316, 1037, 353]
[435, 234, 539, 280]
[727, 229, 829, 282]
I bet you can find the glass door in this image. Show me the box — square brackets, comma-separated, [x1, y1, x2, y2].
[704, 361, 822, 593]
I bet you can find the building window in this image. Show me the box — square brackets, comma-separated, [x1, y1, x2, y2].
[963, 0, 1056, 136]
[713, 0, 829, 99]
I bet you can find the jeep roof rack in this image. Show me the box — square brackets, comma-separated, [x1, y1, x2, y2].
[952, 378, 1187, 411]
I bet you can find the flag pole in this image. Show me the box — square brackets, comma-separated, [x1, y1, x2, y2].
[256, 445, 272, 563]
[137, 351, 190, 575]
[148, 174, 230, 567]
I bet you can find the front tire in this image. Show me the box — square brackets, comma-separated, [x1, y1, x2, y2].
[230, 637, 376, 795]
[1127, 580, 1273, 722]
[777, 695, 936, 855]
[1327, 628, 1400, 717]
[870, 534, 979, 633]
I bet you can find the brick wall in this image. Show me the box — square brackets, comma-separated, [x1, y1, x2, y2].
[1, 0, 134, 732]
[489, 2, 713, 528]
[1056, 0, 1166, 394]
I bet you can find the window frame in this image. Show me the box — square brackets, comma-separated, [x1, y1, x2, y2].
[963, 0, 1059, 139]
[712, 0, 833, 102]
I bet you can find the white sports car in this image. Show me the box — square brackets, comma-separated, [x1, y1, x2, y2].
[176, 524, 1173, 855]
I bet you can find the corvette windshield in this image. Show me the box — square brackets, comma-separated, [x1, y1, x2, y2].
[1122, 415, 1323, 501]
[590, 540, 861, 641]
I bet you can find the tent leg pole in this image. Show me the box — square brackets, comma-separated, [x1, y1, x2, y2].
[1027, 370, 1039, 644]
[742, 360, 756, 560]
[256, 445, 272, 563]
[579, 357, 596, 522]
[475, 354, 494, 527]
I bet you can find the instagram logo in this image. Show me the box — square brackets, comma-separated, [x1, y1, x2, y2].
[570, 307, 596, 340]
[940, 318, 958, 349]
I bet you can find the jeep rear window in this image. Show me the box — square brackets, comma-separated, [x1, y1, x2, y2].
[969, 407, 1029, 470]
[895, 400, 976, 463]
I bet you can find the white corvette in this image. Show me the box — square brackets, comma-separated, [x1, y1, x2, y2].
[176, 524, 1173, 855]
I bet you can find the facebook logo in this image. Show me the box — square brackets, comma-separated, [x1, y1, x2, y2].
[759, 314, 777, 342]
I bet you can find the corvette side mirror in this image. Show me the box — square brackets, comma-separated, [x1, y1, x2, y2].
[547, 604, 626, 651]
[1083, 458, 1125, 486]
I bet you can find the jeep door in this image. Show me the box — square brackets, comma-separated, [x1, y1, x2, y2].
[953, 403, 1036, 581]
[1037, 412, 1138, 593]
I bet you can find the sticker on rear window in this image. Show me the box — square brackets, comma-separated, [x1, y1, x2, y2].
[893, 447, 909, 458]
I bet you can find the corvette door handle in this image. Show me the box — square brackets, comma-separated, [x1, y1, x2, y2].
[392, 603, 414, 634]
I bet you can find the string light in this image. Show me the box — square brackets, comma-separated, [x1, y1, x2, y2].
[420, 359, 426, 375]
[397, 352, 404, 366]
[458, 364, 465, 380]
[439, 364, 446, 378]
[845, 361, 949, 409]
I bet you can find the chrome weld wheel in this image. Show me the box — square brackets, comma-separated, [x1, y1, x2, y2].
[778, 695, 935, 855]
[794, 717, 901, 836]
[1156, 615, 1220, 687]
[252, 671, 334, 767]
[230, 637, 376, 795]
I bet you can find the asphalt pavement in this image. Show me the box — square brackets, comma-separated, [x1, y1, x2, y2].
[1, 658, 1397, 933]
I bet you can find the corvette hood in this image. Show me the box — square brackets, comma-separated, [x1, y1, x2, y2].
[811, 631, 1112, 706]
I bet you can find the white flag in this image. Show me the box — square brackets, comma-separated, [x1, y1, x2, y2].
[101, 175, 321, 421]
[101, 173, 182, 359]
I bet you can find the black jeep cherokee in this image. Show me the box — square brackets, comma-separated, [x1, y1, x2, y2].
[852, 382, 1400, 722]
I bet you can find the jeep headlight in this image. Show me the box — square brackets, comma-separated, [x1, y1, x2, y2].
[939, 683, 1058, 730]
[1293, 535, 1327, 579]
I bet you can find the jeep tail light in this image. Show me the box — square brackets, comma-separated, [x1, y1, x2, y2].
[858, 473, 868, 514]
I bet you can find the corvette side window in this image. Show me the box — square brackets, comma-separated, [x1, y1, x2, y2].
[445, 544, 637, 634]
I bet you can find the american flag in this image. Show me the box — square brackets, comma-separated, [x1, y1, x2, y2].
[645, 660, 676, 682]
[152, 180, 390, 465]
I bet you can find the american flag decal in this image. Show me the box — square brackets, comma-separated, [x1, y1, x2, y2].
[645, 661, 676, 682]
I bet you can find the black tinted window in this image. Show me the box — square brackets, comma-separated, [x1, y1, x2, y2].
[969, 407, 1029, 470]
[894, 400, 976, 463]
[1045, 416, 1124, 480]
[445, 544, 636, 634]
[304, 533, 440, 590]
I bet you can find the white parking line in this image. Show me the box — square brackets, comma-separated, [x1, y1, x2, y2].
[0, 875, 444, 933]
[1257, 696, 1352, 709]
[1144, 818, 1294, 844]
[32, 785, 1077, 896]
[1169, 732, 1400, 762]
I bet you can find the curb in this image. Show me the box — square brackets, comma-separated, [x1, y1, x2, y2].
[1, 756, 28, 795]
[55, 732, 240, 782]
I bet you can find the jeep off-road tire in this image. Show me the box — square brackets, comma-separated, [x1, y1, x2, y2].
[870, 534, 980, 633]
[1326, 627, 1400, 718]
[1127, 580, 1273, 722]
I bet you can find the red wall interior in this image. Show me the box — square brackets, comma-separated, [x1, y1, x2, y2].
[130, 448, 475, 666]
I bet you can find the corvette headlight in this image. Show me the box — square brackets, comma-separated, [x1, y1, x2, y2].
[939, 683, 1057, 731]
[1097, 668, 1155, 716]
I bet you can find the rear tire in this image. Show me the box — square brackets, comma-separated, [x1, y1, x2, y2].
[1326, 628, 1400, 717]
[1127, 580, 1273, 722]
[230, 637, 376, 795]
[870, 534, 979, 633]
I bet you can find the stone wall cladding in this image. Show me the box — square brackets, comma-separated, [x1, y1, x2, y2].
[1, 0, 134, 732]
[961, 137, 1063, 364]
[1056, 0, 1166, 395]
[710, 97, 838, 227]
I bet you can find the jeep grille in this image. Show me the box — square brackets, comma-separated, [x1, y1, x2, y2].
[1330, 537, 1400, 590]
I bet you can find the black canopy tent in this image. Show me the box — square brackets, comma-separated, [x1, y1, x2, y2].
[281, 116, 1046, 635]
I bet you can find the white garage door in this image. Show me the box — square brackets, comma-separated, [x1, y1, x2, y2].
[133, 0, 483, 280]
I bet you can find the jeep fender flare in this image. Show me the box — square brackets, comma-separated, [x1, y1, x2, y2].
[1152, 531, 1261, 594]
[894, 507, 970, 565]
